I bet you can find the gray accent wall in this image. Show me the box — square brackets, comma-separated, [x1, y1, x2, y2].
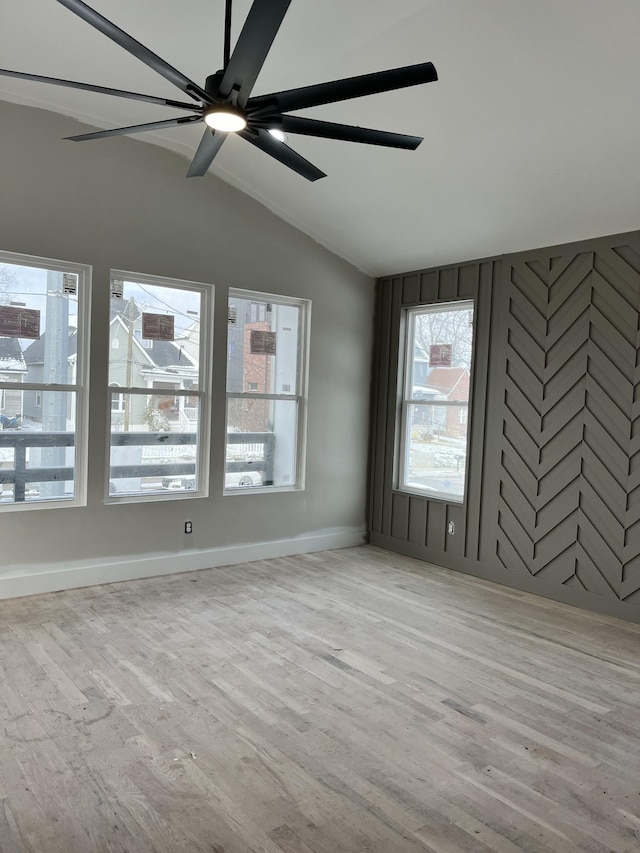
[0, 100, 374, 582]
[371, 230, 640, 624]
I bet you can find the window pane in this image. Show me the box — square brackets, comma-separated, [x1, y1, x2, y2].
[399, 299, 474, 503]
[0, 254, 88, 511]
[408, 302, 473, 402]
[0, 390, 77, 503]
[227, 297, 300, 395]
[402, 403, 468, 500]
[0, 262, 80, 389]
[109, 393, 199, 497]
[109, 279, 202, 390]
[226, 397, 298, 489]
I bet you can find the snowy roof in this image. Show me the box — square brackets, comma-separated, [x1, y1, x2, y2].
[0, 337, 23, 360]
[145, 340, 196, 369]
[23, 328, 78, 364]
[0, 337, 27, 373]
[423, 367, 468, 396]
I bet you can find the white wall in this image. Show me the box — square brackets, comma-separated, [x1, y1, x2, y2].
[0, 100, 374, 597]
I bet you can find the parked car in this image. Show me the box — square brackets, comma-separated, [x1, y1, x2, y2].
[161, 476, 196, 491]
[225, 471, 263, 488]
[161, 472, 263, 491]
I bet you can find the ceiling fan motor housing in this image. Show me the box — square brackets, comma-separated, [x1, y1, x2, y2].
[205, 72, 225, 101]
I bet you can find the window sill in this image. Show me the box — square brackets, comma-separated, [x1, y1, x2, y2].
[393, 486, 465, 505]
[223, 484, 304, 497]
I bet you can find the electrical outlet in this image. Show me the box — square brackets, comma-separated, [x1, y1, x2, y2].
[447, 521, 455, 535]
[185, 521, 193, 534]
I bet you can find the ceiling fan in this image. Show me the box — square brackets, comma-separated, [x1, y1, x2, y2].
[0, 0, 438, 181]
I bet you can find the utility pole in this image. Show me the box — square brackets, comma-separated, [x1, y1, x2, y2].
[123, 297, 135, 431]
[41, 271, 69, 498]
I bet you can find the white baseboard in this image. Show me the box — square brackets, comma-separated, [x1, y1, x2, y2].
[0, 527, 368, 600]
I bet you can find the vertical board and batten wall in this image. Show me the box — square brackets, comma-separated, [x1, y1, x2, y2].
[370, 230, 640, 624]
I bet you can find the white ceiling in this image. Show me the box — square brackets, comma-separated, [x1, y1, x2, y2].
[2, 0, 640, 276]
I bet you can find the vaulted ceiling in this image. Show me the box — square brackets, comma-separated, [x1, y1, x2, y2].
[2, 0, 639, 276]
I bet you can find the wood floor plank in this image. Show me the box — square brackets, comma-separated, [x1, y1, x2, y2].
[1, 545, 640, 851]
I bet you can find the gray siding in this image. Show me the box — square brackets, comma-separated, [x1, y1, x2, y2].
[370, 230, 640, 624]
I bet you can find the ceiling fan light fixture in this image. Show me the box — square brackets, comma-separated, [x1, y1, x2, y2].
[268, 128, 287, 143]
[203, 105, 247, 132]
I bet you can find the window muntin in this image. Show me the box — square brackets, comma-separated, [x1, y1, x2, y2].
[0, 251, 90, 509]
[398, 300, 474, 503]
[226, 291, 309, 492]
[107, 271, 212, 501]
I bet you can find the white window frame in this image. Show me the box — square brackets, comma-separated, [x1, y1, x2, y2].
[105, 269, 213, 504]
[397, 298, 474, 504]
[225, 288, 310, 495]
[0, 249, 91, 512]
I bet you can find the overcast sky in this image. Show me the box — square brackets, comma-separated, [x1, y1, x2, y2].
[1, 262, 201, 345]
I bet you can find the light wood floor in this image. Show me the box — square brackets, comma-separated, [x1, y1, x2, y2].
[1, 546, 640, 852]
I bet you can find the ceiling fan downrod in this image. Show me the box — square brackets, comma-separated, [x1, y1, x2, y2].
[224, 0, 233, 67]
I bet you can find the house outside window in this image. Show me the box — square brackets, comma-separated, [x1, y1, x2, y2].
[398, 299, 474, 503]
[226, 290, 310, 491]
[107, 271, 212, 501]
[0, 250, 90, 509]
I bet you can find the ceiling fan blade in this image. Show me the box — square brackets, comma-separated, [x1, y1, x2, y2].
[249, 61, 438, 115]
[239, 129, 325, 181]
[65, 114, 202, 142]
[0, 68, 197, 111]
[55, 0, 211, 103]
[278, 116, 423, 150]
[187, 130, 227, 177]
[217, 0, 291, 107]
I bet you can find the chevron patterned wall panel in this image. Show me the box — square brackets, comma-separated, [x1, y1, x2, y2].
[370, 231, 640, 623]
[499, 241, 640, 604]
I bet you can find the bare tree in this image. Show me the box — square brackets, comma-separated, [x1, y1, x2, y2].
[414, 306, 473, 368]
[0, 265, 18, 305]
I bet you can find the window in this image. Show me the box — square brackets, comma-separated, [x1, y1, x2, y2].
[248, 302, 267, 323]
[0, 250, 90, 508]
[398, 300, 474, 503]
[107, 271, 212, 501]
[226, 290, 309, 491]
[109, 383, 125, 413]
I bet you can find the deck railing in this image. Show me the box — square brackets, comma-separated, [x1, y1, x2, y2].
[0, 430, 275, 501]
[0, 431, 74, 502]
